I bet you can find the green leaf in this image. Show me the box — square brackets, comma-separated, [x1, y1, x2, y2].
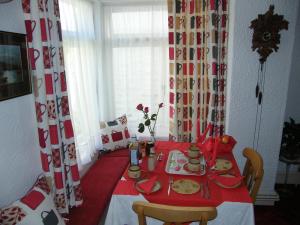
[151, 114, 157, 120]
[144, 114, 148, 119]
[138, 123, 145, 133]
[145, 119, 151, 126]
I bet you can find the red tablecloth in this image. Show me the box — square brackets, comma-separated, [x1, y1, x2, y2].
[113, 141, 252, 207]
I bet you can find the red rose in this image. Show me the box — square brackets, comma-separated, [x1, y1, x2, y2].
[136, 104, 143, 111]
[159, 103, 163, 108]
[144, 107, 149, 113]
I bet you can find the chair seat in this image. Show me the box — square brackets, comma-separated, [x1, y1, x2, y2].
[100, 148, 129, 158]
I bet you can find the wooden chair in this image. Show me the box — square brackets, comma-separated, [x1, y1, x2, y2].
[132, 201, 217, 225]
[242, 148, 264, 202]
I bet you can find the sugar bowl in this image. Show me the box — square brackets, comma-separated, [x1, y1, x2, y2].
[127, 165, 141, 179]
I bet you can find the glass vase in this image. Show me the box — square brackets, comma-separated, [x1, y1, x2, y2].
[150, 131, 156, 142]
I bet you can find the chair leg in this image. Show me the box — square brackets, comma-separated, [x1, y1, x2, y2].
[138, 214, 146, 225]
[284, 163, 291, 186]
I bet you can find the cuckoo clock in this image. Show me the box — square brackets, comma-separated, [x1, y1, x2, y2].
[250, 5, 289, 64]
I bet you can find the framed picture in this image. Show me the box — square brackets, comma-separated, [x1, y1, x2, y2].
[0, 31, 31, 101]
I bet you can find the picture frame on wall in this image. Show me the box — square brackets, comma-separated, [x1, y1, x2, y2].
[0, 31, 31, 101]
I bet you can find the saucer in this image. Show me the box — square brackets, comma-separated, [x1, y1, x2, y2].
[183, 163, 205, 176]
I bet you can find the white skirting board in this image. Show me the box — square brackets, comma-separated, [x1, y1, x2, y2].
[255, 193, 280, 206]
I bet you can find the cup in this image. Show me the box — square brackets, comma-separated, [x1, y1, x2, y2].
[49, 124, 59, 145]
[188, 145, 200, 158]
[54, 0, 60, 16]
[47, 100, 56, 120]
[45, 74, 54, 94]
[48, 18, 53, 40]
[40, 151, 52, 172]
[38, 128, 48, 148]
[43, 46, 51, 69]
[169, 76, 174, 89]
[54, 171, 63, 189]
[35, 102, 47, 122]
[40, 18, 48, 42]
[59, 47, 64, 66]
[169, 47, 175, 61]
[188, 158, 201, 172]
[52, 148, 61, 168]
[25, 20, 36, 42]
[61, 96, 69, 116]
[22, 0, 30, 13]
[33, 76, 42, 97]
[29, 48, 40, 70]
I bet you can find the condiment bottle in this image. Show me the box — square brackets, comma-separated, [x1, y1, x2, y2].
[148, 153, 156, 171]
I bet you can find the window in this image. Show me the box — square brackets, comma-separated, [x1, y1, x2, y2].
[102, 2, 169, 138]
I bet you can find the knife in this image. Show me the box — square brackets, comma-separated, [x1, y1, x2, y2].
[168, 177, 173, 196]
[205, 181, 210, 199]
[200, 183, 204, 198]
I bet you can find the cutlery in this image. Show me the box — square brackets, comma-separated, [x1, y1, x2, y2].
[168, 176, 173, 196]
[205, 180, 210, 199]
[200, 182, 204, 198]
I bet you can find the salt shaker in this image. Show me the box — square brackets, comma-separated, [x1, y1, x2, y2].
[148, 153, 156, 171]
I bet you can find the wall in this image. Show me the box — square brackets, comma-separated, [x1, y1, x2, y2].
[284, 6, 300, 123]
[226, 0, 299, 204]
[276, 3, 300, 183]
[0, 1, 42, 207]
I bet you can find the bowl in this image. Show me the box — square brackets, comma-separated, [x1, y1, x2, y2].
[127, 165, 141, 179]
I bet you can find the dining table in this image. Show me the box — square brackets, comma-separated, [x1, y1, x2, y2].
[104, 141, 255, 225]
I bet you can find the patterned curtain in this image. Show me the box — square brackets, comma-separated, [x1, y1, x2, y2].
[168, 0, 228, 142]
[22, 0, 83, 213]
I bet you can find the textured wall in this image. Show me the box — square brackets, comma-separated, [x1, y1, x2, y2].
[0, 1, 42, 207]
[226, 0, 299, 197]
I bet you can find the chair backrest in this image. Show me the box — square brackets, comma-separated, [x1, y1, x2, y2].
[132, 201, 217, 225]
[242, 148, 264, 202]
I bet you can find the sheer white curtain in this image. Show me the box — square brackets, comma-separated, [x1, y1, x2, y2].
[59, 0, 169, 169]
[60, 0, 101, 169]
[102, 1, 169, 139]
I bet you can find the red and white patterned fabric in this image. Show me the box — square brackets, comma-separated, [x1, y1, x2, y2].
[168, 0, 229, 142]
[100, 115, 131, 151]
[22, 0, 82, 213]
[0, 176, 65, 225]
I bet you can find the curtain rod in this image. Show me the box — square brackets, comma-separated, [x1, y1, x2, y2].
[86, 0, 166, 6]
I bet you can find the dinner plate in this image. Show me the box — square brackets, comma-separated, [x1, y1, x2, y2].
[212, 158, 233, 171]
[135, 179, 161, 194]
[171, 179, 200, 194]
[210, 174, 242, 189]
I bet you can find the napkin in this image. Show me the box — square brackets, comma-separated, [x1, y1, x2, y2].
[209, 173, 244, 188]
[197, 123, 213, 144]
[198, 137, 216, 167]
[137, 176, 158, 194]
[216, 135, 237, 153]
